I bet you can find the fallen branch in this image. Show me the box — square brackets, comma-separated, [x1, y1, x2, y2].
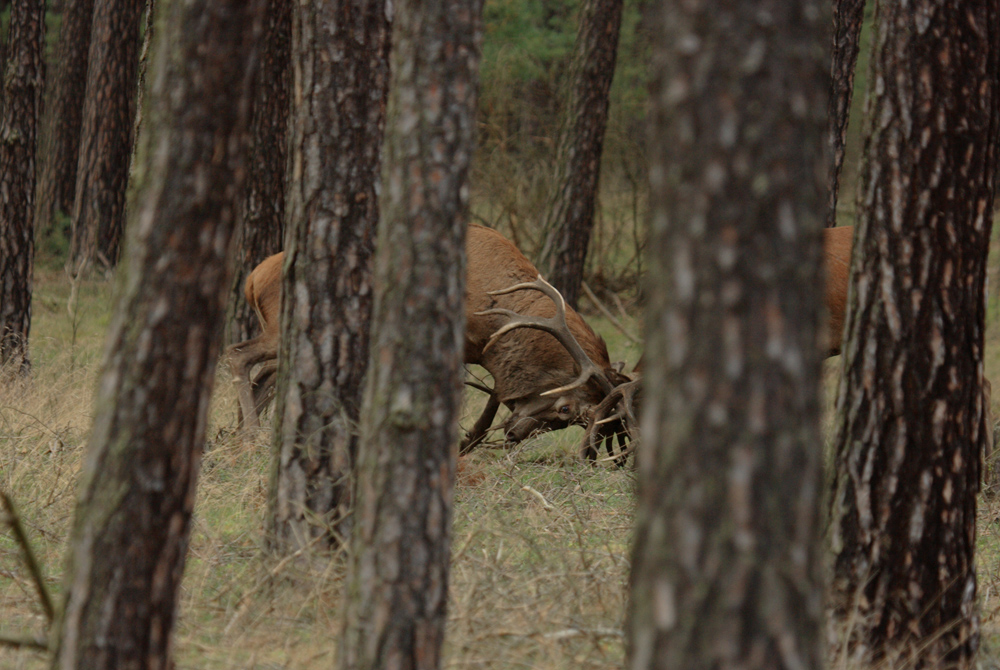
[521, 485, 554, 510]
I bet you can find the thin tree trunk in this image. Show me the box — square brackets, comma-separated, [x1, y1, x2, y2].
[67, 0, 144, 275]
[828, 0, 999, 666]
[34, 0, 94, 246]
[0, 0, 45, 376]
[335, 0, 481, 664]
[266, 0, 390, 553]
[128, 0, 155, 168]
[627, 0, 828, 666]
[537, 0, 622, 309]
[48, 0, 261, 666]
[825, 0, 866, 227]
[227, 0, 290, 346]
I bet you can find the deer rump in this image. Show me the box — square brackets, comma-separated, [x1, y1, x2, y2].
[227, 224, 629, 445]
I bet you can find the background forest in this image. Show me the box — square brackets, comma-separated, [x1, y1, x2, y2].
[3, 0, 1000, 668]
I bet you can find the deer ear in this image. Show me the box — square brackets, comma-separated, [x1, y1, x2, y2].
[611, 360, 625, 374]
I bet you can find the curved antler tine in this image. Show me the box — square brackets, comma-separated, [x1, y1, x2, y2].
[540, 368, 600, 396]
[594, 412, 625, 426]
[476, 308, 565, 354]
[487, 276, 568, 311]
[597, 441, 636, 464]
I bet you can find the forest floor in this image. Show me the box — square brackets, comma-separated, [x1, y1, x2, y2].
[2, 247, 1000, 669]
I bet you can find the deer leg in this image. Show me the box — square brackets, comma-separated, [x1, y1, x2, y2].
[227, 337, 277, 430]
[460, 393, 501, 455]
[250, 360, 278, 418]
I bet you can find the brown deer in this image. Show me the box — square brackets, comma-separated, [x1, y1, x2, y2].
[583, 224, 857, 462]
[227, 252, 283, 428]
[227, 224, 630, 442]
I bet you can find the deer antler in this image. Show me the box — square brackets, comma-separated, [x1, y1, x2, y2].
[476, 275, 614, 397]
[582, 378, 641, 467]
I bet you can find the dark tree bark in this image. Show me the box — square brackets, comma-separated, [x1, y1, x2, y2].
[48, 0, 261, 666]
[825, 0, 866, 227]
[266, 0, 389, 553]
[828, 0, 999, 666]
[0, 0, 8, 74]
[537, 0, 622, 309]
[0, 0, 44, 376]
[226, 0, 291, 347]
[627, 0, 828, 666]
[67, 0, 145, 275]
[335, 0, 481, 665]
[33, 0, 94, 246]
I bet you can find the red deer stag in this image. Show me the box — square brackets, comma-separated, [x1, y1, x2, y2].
[583, 224, 856, 462]
[226, 224, 630, 444]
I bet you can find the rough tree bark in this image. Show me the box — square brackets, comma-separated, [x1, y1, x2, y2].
[825, 0, 866, 227]
[226, 0, 291, 346]
[828, 0, 999, 666]
[265, 0, 390, 553]
[335, 0, 481, 665]
[0, 0, 45, 376]
[48, 0, 261, 666]
[34, 0, 94, 246]
[67, 0, 145, 275]
[537, 0, 622, 309]
[627, 0, 828, 666]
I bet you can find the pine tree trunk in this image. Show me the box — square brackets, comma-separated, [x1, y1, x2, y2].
[67, 0, 144, 274]
[825, 0, 866, 227]
[627, 0, 828, 666]
[266, 0, 390, 553]
[537, 0, 622, 309]
[34, 0, 94, 247]
[227, 0, 290, 346]
[48, 0, 261, 666]
[0, 0, 44, 376]
[828, 0, 1000, 666]
[335, 0, 481, 665]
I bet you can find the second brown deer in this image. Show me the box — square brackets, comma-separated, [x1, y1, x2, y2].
[582, 224, 856, 462]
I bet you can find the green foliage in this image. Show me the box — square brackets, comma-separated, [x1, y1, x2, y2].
[481, 0, 579, 84]
[35, 209, 72, 270]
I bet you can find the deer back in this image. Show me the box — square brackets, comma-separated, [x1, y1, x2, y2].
[245, 252, 283, 331]
[466, 224, 614, 405]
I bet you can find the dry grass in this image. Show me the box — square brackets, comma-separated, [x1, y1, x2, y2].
[4, 251, 1000, 669]
[0, 267, 641, 670]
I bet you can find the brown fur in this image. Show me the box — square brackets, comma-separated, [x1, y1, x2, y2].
[598, 225, 855, 376]
[227, 253, 283, 428]
[823, 225, 853, 356]
[227, 225, 620, 434]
